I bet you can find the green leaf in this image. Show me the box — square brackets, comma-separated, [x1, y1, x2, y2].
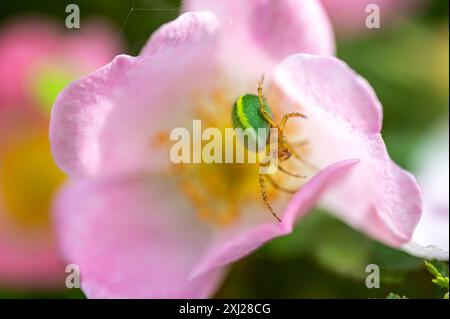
[432, 277, 449, 290]
[387, 293, 408, 299]
[424, 260, 441, 277]
[424, 260, 450, 297]
[432, 261, 449, 277]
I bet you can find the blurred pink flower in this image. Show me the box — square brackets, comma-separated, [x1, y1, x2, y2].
[320, 0, 426, 38]
[51, 4, 421, 299]
[0, 17, 121, 288]
[0, 18, 120, 112]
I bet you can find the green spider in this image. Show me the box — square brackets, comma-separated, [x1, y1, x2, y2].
[232, 75, 310, 222]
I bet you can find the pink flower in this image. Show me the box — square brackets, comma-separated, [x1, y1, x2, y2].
[0, 18, 121, 288]
[0, 18, 121, 112]
[50, 3, 421, 298]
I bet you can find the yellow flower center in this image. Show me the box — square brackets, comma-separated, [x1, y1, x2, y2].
[0, 132, 65, 228]
[155, 86, 313, 227]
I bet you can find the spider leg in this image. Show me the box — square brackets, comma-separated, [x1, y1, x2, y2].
[264, 174, 299, 194]
[286, 143, 320, 170]
[288, 139, 309, 147]
[279, 112, 307, 134]
[277, 164, 307, 178]
[260, 159, 306, 178]
[258, 165, 282, 222]
[257, 74, 278, 128]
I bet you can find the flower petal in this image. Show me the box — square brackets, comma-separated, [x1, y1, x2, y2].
[276, 53, 383, 134]
[0, 217, 64, 287]
[0, 19, 57, 109]
[184, 0, 335, 62]
[54, 176, 224, 298]
[190, 159, 358, 279]
[0, 18, 121, 111]
[273, 53, 422, 246]
[0, 17, 121, 288]
[141, 11, 219, 56]
[50, 12, 220, 179]
[50, 54, 135, 178]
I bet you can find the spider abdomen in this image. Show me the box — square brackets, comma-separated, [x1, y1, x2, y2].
[232, 94, 273, 151]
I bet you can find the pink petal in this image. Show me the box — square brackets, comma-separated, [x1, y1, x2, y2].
[0, 19, 57, 109]
[0, 188, 64, 286]
[276, 53, 383, 134]
[191, 159, 359, 279]
[273, 53, 422, 246]
[0, 18, 121, 111]
[0, 219, 64, 288]
[50, 12, 220, 179]
[0, 18, 121, 288]
[54, 176, 224, 298]
[50, 54, 136, 178]
[141, 11, 219, 56]
[183, 0, 335, 71]
[0, 198, 65, 289]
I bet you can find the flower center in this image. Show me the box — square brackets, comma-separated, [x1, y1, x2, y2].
[0, 132, 65, 228]
[158, 86, 313, 227]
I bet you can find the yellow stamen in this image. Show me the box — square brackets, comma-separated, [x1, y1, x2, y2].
[0, 132, 65, 228]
